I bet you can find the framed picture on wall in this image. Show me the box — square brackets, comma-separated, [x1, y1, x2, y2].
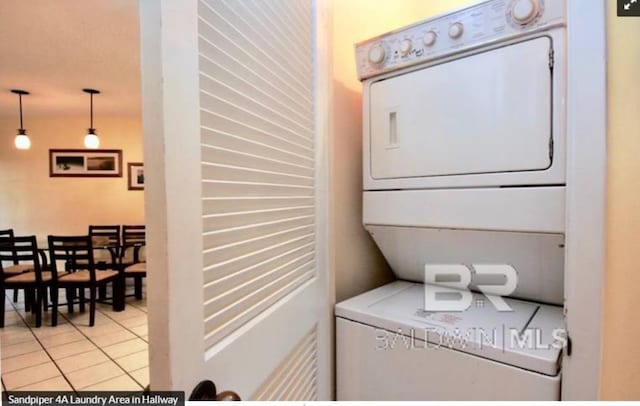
[127, 162, 144, 191]
[49, 149, 122, 177]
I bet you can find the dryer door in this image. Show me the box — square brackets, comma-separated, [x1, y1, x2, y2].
[369, 36, 553, 180]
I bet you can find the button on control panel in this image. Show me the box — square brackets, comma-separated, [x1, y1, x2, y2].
[423, 31, 437, 47]
[356, 0, 564, 80]
[448, 22, 464, 39]
[399, 39, 413, 56]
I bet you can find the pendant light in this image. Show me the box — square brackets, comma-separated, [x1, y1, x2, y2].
[83, 88, 100, 148]
[11, 89, 31, 150]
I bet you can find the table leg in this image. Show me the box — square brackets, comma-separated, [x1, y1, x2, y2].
[79, 288, 86, 313]
[66, 288, 74, 313]
[112, 275, 125, 312]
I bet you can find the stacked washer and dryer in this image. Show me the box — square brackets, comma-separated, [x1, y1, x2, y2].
[336, 0, 568, 400]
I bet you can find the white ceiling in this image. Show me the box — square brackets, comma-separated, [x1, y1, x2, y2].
[0, 0, 141, 118]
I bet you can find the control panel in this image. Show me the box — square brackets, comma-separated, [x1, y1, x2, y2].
[355, 0, 565, 81]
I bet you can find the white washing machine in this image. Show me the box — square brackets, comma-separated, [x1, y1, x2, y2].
[337, 0, 568, 400]
[337, 281, 564, 400]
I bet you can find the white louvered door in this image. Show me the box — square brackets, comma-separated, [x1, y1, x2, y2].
[140, 0, 331, 400]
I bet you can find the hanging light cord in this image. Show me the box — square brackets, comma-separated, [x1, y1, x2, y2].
[18, 93, 24, 130]
[90, 92, 94, 129]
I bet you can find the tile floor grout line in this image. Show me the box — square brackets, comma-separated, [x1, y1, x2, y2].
[111, 347, 148, 376]
[93, 304, 148, 388]
[1, 357, 51, 375]
[57, 298, 149, 389]
[78, 373, 132, 392]
[38, 333, 87, 349]
[3, 291, 148, 391]
[128, 365, 149, 387]
[3, 294, 76, 392]
[67, 359, 130, 391]
[1, 339, 43, 352]
[58, 308, 145, 390]
[53, 345, 108, 363]
[124, 301, 147, 314]
[12, 376, 67, 391]
[4, 296, 71, 388]
[95, 304, 149, 345]
[0, 328, 35, 338]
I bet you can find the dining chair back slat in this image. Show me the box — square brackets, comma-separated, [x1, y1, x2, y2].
[0, 229, 18, 265]
[121, 225, 146, 300]
[122, 225, 146, 262]
[0, 236, 41, 279]
[47, 234, 121, 327]
[0, 229, 26, 304]
[89, 225, 121, 248]
[0, 229, 14, 239]
[47, 235, 95, 282]
[0, 235, 48, 327]
[122, 225, 145, 246]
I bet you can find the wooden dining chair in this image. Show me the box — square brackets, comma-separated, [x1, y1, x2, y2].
[47, 235, 121, 327]
[0, 235, 50, 327]
[89, 225, 120, 300]
[0, 228, 36, 304]
[88, 225, 121, 265]
[121, 225, 146, 300]
[89, 224, 120, 245]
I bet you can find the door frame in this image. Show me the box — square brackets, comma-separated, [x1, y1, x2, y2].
[140, 0, 205, 391]
[312, 0, 335, 400]
[562, 0, 607, 400]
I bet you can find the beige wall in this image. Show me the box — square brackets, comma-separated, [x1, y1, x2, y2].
[601, 2, 640, 400]
[331, 0, 476, 302]
[0, 115, 144, 242]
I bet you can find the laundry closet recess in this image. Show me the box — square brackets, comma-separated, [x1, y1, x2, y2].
[336, 0, 570, 400]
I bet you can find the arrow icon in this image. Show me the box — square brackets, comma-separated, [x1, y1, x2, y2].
[618, 0, 639, 16]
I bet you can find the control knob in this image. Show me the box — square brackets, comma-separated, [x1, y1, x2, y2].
[510, 0, 540, 25]
[423, 31, 437, 47]
[368, 44, 386, 65]
[399, 39, 413, 56]
[448, 22, 464, 39]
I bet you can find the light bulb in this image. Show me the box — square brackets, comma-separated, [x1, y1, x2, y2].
[84, 131, 100, 148]
[14, 133, 31, 150]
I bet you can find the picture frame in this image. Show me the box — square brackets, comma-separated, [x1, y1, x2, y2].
[127, 162, 144, 191]
[49, 149, 122, 177]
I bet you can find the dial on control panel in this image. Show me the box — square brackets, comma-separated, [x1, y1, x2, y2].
[448, 22, 464, 39]
[510, 0, 540, 25]
[423, 31, 437, 47]
[368, 45, 386, 65]
[399, 39, 413, 56]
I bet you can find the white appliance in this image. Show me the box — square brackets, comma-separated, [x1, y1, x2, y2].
[337, 282, 564, 400]
[337, 0, 567, 400]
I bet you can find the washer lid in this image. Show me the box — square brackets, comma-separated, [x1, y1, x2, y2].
[335, 281, 564, 376]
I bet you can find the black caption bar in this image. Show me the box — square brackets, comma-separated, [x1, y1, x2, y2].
[1, 392, 185, 406]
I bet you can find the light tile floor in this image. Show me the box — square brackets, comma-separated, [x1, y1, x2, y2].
[1, 289, 149, 391]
